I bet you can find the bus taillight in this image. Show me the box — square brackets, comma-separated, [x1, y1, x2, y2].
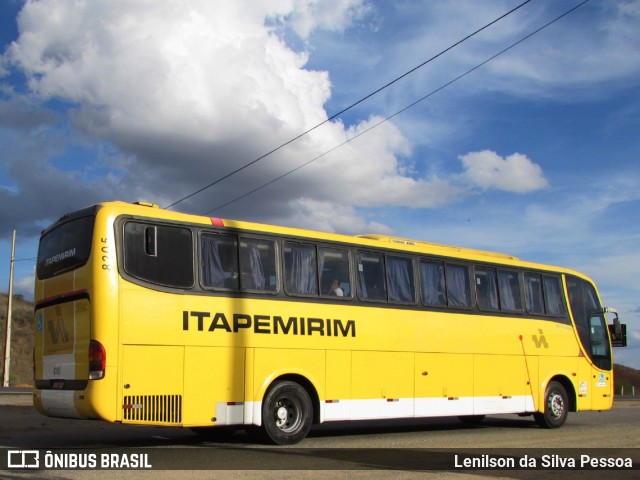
[89, 340, 106, 380]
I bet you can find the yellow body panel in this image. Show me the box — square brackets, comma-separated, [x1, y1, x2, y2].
[352, 351, 414, 400]
[325, 350, 352, 400]
[183, 346, 246, 426]
[416, 353, 474, 399]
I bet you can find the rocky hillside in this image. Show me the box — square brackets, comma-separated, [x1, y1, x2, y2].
[614, 363, 640, 396]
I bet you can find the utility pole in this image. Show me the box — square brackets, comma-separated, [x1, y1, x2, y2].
[3, 229, 16, 387]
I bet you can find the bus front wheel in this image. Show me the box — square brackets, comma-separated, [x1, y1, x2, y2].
[261, 380, 313, 445]
[535, 380, 569, 429]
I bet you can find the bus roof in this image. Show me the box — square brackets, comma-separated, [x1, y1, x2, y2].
[90, 200, 586, 279]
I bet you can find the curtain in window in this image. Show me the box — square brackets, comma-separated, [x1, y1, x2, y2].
[498, 271, 518, 310]
[543, 276, 565, 315]
[201, 236, 225, 288]
[318, 250, 326, 292]
[357, 252, 386, 300]
[420, 261, 446, 306]
[525, 274, 544, 313]
[286, 244, 317, 295]
[478, 269, 499, 310]
[387, 257, 414, 302]
[244, 240, 265, 290]
[489, 270, 498, 309]
[446, 265, 470, 307]
[357, 259, 368, 299]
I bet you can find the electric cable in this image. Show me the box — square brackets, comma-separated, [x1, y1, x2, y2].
[202, 0, 591, 215]
[163, 0, 533, 210]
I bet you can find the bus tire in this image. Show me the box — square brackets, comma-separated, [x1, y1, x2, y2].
[261, 380, 313, 445]
[535, 380, 569, 429]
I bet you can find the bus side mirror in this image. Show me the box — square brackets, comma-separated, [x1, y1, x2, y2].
[605, 308, 627, 347]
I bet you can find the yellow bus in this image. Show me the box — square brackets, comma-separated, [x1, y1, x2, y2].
[33, 201, 626, 444]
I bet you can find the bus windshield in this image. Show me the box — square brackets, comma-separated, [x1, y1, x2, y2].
[37, 214, 95, 279]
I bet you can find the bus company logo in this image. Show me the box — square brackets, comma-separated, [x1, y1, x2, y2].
[7, 450, 40, 469]
[44, 248, 76, 267]
[532, 329, 549, 349]
[182, 310, 357, 337]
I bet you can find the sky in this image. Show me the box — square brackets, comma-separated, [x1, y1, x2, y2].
[0, 0, 639, 368]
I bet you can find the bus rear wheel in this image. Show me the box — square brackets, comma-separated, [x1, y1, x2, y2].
[535, 380, 568, 429]
[261, 381, 313, 445]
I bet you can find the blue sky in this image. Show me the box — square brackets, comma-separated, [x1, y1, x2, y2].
[1, 0, 639, 368]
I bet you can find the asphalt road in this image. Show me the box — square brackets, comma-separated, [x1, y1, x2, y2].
[1, 396, 638, 479]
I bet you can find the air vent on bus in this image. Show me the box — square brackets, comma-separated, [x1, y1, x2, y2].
[122, 395, 182, 424]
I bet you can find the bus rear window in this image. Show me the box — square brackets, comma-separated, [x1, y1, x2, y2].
[37, 216, 95, 279]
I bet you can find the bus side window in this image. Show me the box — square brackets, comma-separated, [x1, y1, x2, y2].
[475, 267, 499, 311]
[319, 247, 351, 298]
[284, 242, 318, 296]
[543, 275, 566, 316]
[356, 251, 387, 301]
[497, 269, 522, 312]
[200, 233, 239, 290]
[124, 222, 194, 288]
[239, 238, 277, 292]
[386, 255, 415, 303]
[524, 273, 545, 315]
[420, 259, 446, 307]
[445, 263, 471, 308]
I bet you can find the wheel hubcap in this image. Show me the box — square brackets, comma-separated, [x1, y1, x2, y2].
[277, 406, 288, 422]
[549, 392, 564, 418]
[273, 398, 302, 432]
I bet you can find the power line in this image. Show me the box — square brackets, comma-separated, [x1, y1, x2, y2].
[164, 0, 533, 211]
[203, 0, 591, 216]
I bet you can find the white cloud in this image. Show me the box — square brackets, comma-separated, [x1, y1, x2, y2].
[295, 116, 464, 209]
[284, 198, 392, 234]
[3, 0, 468, 232]
[9, 1, 332, 133]
[276, 0, 371, 40]
[14, 272, 35, 298]
[460, 150, 548, 193]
